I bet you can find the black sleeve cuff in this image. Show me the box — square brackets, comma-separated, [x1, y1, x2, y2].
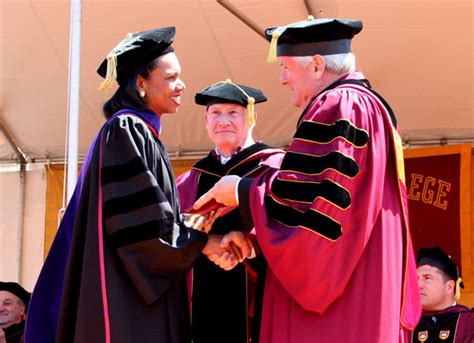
[238, 178, 254, 232]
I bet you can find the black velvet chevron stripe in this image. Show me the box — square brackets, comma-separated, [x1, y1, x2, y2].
[103, 186, 163, 219]
[272, 178, 351, 208]
[280, 151, 359, 177]
[108, 218, 174, 248]
[265, 196, 342, 240]
[101, 157, 145, 185]
[229, 158, 261, 177]
[294, 120, 369, 147]
[193, 142, 270, 177]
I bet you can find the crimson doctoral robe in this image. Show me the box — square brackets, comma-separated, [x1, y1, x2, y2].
[177, 143, 284, 343]
[411, 304, 474, 343]
[238, 72, 421, 342]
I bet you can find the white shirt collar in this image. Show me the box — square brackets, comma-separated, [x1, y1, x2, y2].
[215, 135, 255, 165]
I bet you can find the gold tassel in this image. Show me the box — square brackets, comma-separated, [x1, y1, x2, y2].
[98, 53, 118, 92]
[98, 33, 136, 92]
[455, 277, 462, 301]
[247, 97, 255, 128]
[266, 27, 284, 63]
[393, 129, 406, 185]
[226, 82, 256, 128]
[211, 79, 257, 128]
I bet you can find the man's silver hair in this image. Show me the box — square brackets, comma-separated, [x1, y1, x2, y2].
[294, 53, 356, 75]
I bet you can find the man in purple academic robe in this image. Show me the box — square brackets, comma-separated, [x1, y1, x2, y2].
[194, 18, 421, 342]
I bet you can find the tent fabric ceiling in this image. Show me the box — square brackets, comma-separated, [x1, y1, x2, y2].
[0, 0, 472, 163]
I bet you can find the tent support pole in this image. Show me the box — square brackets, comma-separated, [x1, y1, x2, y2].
[0, 117, 28, 283]
[66, 0, 82, 203]
[16, 163, 26, 283]
[217, 0, 265, 39]
[303, 0, 319, 17]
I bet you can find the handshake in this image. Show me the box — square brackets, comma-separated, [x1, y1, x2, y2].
[181, 175, 249, 270]
[182, 210, 255, 271]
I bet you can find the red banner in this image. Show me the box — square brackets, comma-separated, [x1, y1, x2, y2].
[404, 145, 471, 286]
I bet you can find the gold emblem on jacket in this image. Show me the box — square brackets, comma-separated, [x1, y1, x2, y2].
[439, 330, 450, 340]
[418, 331, 428, 342]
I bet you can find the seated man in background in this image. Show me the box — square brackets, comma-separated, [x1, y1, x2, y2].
[177, 79, 284, 343]
[412, 246, 474, 342]
[0, 282, 30, 343]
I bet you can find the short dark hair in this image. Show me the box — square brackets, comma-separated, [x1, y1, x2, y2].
[437, 268, 453, 284]
[102, 58, 157, 118]
[437, 268, 457, 296]
[417, 247, 462, 286]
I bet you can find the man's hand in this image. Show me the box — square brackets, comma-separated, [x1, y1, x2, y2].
[193, 175, 241, 209]
[220, 231, 252, 261]
[203, 234, 239, 270]
[206, 231, 253, 271]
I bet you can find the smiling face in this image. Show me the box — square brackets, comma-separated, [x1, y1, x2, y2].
[278, 56, 321, 109]
[205, 103, 250, 157]
[137, 52, 185, 115]
[0, 291, 25, 328]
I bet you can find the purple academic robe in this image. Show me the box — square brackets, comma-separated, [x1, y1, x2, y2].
[239, 72, 421, 342]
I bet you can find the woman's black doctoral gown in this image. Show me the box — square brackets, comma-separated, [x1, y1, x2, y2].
[26, 110, 207, 343]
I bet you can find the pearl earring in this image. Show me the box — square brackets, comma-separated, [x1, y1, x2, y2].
[139, 90, 145, 98]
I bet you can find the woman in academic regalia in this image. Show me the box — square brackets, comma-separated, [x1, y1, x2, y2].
[25, 27, 237, 343]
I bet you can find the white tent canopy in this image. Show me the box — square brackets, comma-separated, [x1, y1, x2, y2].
[1, 0, 472, 164]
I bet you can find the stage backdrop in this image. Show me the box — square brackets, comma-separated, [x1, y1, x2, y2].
[404, 144, 472, 294]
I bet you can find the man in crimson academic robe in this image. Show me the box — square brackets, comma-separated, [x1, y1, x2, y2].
[411, 247, 473, 342]
[194, 17, 422, 342]
[177, 80, 284, 343]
